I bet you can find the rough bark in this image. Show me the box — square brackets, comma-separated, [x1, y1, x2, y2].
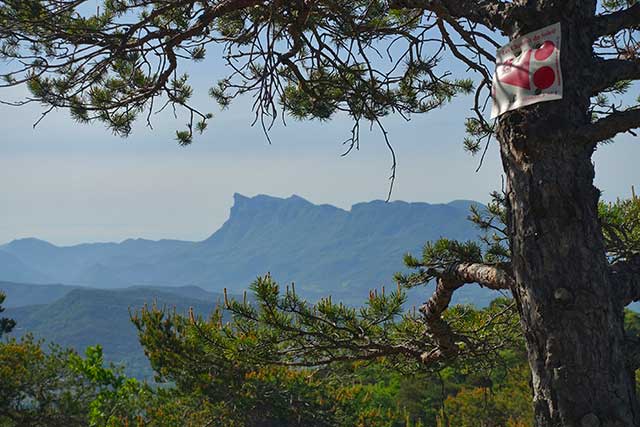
[446, 262, 514, 290]
[497, 2, 640, 425]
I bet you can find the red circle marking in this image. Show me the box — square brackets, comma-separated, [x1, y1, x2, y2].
[534, 66, 555, 89]
[534, 41, 555, 61]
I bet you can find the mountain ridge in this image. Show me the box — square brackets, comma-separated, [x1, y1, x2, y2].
[1, 193, 481, 248]
[1, 193, 488, 304]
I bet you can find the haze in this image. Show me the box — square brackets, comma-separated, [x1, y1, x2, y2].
[1, 75, 638, 245]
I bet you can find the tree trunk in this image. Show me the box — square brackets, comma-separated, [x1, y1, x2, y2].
[497, 4, 639, 425]
[500, 117, 640, 427]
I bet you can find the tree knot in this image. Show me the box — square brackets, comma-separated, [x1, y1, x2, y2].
[581, 413, 600, 427]
[553, 287, 573, 303]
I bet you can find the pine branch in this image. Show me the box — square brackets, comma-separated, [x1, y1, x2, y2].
[611, 254, 640, 306]
[222, 275, 428, 367]
[2, 0, 473, 148]
[419, 262, 512, 364]
[591, 59, 640, 96]
[592, 3, 640, 38]
[419, 276, 464, 364]
[577, 108, 640, 143]
[388, 0, 517, 32]
[0, 291, 15, 338]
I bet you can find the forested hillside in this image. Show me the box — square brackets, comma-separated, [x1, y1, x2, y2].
[5, 286, 226, 378]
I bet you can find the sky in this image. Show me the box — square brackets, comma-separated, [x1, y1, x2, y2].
[1, 37, 639, 246]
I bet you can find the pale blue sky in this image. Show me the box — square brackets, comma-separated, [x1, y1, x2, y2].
[1, 48, 638, 245]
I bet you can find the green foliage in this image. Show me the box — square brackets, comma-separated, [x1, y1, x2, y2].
[440, 362, 533, 427]
[0, 307, 550, 427]
[625, 308, 640, 336]
[0, 292, 14, 338]
[230, 274, 418, 368]
[468, 192, 510, 264]
[7, 291, 640, 427]
[68, 345, 209, 427]
[599, 190, 640, 262]
[132, 301, 335, 426]
[397, 239, 482, 287]
[0, 334, 96, 427]
[601, 0, 638, 12]
[69, 345, 144, 426]
[462, 117, 495, 158]
[131, 296, 409, 426]
[0, 296, 530, 427]
[127, 284, 525, 426]
[0, 335, 209, 427]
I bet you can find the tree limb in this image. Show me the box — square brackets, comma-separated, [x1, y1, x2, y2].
[419, 276, 464, 364]
[436, 20, 492, 83]
[611, 254, 640, 306]
[419, 262, 513, 364]
[591, 59, 640, 96]
[388, 0, 516, 32]
[577, 108, 640, 143]
[592, 3, 640, 38]
[448, 262, 515, 290]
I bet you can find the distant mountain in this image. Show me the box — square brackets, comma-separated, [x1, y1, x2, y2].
[1, 237, 194, 288]
[5, 285, 225, 378]
[0, 281, 80, 308]
[1, 194, 490, 305]
[0, 250, 54, 284]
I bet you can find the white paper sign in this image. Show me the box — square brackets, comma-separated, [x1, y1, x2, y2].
[491, 23, 563, 118]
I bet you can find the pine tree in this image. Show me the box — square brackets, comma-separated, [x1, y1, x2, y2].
[0, 292, 15, 338]
[1, 1, 639, 424]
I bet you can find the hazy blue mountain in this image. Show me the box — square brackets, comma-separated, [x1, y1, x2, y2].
[5, 285, 225, 378]
[177, 194, 491, 303]
[0, 237, 194, 287]
[0, 250, 53, 284]
[0, 281, 80, 307]
[1, 194, 490, 304]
